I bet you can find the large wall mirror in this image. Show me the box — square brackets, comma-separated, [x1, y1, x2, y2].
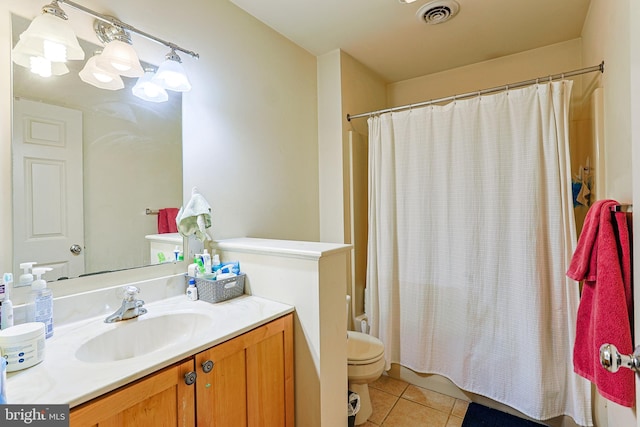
[11, 14, 183, 282]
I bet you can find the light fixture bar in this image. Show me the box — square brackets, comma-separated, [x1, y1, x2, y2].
[57, 0, 199, 59]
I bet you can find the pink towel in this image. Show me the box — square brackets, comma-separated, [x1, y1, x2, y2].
[157, 208, 179, 234]
[567, 199, 634, 407]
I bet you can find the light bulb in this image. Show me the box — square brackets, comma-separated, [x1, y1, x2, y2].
[43, 39, 66, 62]
[132, 69, 168, 102]
[93, 71, 114, 83]
[29, 56, 52, 77]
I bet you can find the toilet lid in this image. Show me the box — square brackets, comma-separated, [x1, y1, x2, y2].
[347, 331, 384, 362]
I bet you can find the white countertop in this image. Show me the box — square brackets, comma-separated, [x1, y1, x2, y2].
[6, 294, 293, 407]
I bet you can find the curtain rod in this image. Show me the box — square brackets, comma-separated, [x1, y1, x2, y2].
[347, 61, 604, 121]
[57, 0, 199, 59]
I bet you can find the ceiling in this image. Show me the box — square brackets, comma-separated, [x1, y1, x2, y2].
[228, 0, 592, 83]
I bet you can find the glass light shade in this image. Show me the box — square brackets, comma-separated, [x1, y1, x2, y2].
[79, 55, 124, 90]
[12, 13, 84, 62]
[12, 50, 69, 76]
[152, 59, 191, 92]
[132, 70, 168, 103]
[95, 40, 144, 78]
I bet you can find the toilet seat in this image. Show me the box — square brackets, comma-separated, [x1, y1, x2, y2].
[347, 331, 384, 365]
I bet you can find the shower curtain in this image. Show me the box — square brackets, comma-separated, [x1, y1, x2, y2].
[366, 81, 592, 426]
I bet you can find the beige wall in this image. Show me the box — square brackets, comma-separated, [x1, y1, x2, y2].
[317, 50, 385, 323]
[388, 38, 583, 107]
[178, 1, 319, 242]
[318, 50, 345, 244]
[631, 3, 640, 426]
[340, 52, 386, 319]
[582, 0, 632, 203]
[583, 0, 637, 426]
[1, 0, 320, 299]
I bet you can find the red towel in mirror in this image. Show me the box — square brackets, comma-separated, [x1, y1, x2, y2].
[158, 208, 179, 234]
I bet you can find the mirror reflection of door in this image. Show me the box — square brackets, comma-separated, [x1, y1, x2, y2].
[12, 98, 85, 281]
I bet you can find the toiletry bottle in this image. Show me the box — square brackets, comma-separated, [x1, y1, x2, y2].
[187, 262, 197, 277]
[212, 254, 221, 275]
[18, 262, 37, 287]
[1, 273, 14, 330]
[0, 357, 6, 404]
[174, 246, 184, 262]
[186, 278, 198, 301]
[27, 267, 54, 339]
[195, 258, 205, 277]
[202, 249, 212, 273]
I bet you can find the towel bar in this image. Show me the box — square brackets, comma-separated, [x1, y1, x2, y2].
[145, 208, 159, 215]
[600, 343, 640, 373]
[610, 204, 632, 213]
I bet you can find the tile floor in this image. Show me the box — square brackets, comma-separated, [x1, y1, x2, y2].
[359, 374, 469, 427]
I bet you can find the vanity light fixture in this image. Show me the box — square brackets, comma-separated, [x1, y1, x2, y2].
[11, 0, 85, 77]
[132, 68, 168, 102]
[79, 51, 124, 90]
[15, 0, 199, 97]
[152, 49, 192, 92]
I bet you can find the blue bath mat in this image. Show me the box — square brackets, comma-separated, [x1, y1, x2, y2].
[462, 403, 549, 427]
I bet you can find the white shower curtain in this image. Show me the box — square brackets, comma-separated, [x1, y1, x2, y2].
[366, 81, 592, 426]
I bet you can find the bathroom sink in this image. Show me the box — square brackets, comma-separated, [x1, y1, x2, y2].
[75, 313, 212, 363]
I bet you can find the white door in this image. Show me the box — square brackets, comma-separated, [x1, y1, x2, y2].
[12, 98, 84, 281]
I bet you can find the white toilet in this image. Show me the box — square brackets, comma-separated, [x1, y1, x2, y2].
[347, 297, 385, 425]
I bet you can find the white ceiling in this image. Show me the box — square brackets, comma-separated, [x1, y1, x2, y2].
[228, 0, 591, 82]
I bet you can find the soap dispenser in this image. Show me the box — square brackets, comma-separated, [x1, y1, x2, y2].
[27, 267, 54, 339]
[18, 262, 37, 287]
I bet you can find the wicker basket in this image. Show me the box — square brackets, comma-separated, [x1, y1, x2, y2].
[186, 273, 245, 303]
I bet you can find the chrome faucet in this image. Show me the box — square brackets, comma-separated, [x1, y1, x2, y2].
[104, 286, 148, 323]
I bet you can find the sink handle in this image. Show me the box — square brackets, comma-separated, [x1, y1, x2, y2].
[124, 286, 140, 301]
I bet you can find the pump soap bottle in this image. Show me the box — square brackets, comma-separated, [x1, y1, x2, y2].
[27, 267, 54, 338]
[18, 262, 37, 287]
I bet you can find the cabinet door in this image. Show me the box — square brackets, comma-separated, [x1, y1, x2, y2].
[70, 359, 196, 427]
[195, 313, 293, 427]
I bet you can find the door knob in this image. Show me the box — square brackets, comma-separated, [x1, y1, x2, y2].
[70, 244, 82, 255]
[599, 343, 640, 373]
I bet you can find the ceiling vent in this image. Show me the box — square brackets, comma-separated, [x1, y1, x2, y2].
[416, 0, 460, 25]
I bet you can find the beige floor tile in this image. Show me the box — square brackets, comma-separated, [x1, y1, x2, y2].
[451, 399, 469, 418]
[369, 374, 409, 396]
[358, 421, 380, 427]
[402, 385, 456, 413]
[445, 415, 464, 427]
[368, 388, 399, 425]
[382, 398, 449, 427]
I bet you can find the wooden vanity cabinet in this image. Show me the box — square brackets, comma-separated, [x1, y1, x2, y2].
[195, 313, 294, 427]
[69, 358, 196, 427]
[69, 313, 293, 427]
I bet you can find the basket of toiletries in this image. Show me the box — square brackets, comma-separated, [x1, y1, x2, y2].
[186, 273, 245, 303]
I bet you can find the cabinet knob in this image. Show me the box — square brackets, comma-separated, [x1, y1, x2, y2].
[201, 360, 214, 373]
[184, 371, 197, 385]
